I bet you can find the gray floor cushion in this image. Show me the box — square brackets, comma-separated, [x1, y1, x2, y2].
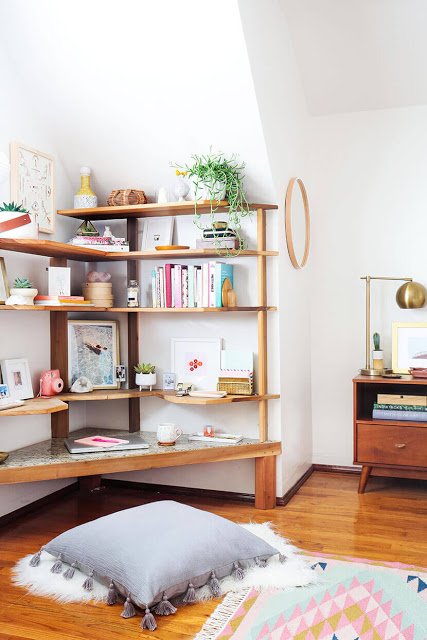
[28, 500, 279, 631]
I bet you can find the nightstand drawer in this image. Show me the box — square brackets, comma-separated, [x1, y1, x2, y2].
[357, 423, 427, 467]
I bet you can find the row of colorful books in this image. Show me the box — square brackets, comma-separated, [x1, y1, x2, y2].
[151, 262, 233, 308]
[372, 393, 427, 421]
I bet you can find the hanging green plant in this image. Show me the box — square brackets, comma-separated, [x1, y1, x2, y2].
[173, 150, 250, 254]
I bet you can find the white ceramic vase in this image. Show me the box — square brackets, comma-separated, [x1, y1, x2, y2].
[7, 288, 38, 305]
[135, 372, 156, 391]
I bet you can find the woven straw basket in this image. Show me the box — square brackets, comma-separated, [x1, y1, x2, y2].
[107, 189, 147, 206]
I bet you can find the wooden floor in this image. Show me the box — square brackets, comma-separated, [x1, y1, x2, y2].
[0, 471, 426, 640]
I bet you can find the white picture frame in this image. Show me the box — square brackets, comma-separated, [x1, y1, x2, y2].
[162, 372, 176, 390]
[171, 337, 221, 391]
[392, 322, 427, 373]
[0, 257, 9, 304]
[68, 320, 120, 389]
[10, 141, 55, 234]
[48, 266, 71, 297]
[141, 216, 174, 250]
[0, 358, 34, 399]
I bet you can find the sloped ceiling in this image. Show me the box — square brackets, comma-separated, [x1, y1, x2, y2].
[0, 0, 274, 203]
[281, 0, 427, 115]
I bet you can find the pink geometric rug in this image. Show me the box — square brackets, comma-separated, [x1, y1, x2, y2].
[195, 553, 427, 640]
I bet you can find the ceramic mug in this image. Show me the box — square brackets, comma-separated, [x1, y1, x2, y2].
[157, 423, 183, 446]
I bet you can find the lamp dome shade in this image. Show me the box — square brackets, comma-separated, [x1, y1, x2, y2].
[396, 281, 426, 308]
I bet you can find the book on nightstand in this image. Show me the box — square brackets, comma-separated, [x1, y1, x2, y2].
[188, 433, 243, 444]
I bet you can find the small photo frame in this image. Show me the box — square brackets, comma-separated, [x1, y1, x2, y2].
[141, 217, 174, 250]
[116, 365, 127, 382]
[0, 358, 34, 399]
[0, 257, 9, 304]
[162, 372, 176, 390]
[0, 383, 9, 398]
[392, 322, 427, 373]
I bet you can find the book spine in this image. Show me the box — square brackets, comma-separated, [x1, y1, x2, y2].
[155, 269, 161, 308]
[215, 263, 234, 307]
[372, 409, 427, 421]
[175, 265, 182, 308]
[374, 403, 427, 412]
[188, 265, 195, 308]
[195, 267, 202, 307]
[202, 263, 209, 307]
[159, 267, 165, 308]
[208, 261, 217, 307]
[171, 266, 176, 307]
[182, 266, 189, 308]
[151, 269, 157, 308]
[164, 264, 173, 308]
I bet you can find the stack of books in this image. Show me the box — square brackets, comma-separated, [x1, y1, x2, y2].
[34, 295, 93, 306]
[151, 261, 233, 308]
[70, 236, 129, 252]
[372, 393, 427, 422]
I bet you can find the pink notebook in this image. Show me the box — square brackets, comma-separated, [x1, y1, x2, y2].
[74, 435, 130, 448]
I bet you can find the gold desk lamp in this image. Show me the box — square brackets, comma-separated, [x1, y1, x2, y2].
[360, 276, 426, 376]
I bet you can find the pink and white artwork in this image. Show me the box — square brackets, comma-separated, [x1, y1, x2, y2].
[171, 338, 221, 391]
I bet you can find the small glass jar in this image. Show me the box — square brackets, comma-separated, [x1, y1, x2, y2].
[127, 279, 140, 308]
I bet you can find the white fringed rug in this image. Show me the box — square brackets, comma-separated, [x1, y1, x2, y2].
[13, 522, 318, 604]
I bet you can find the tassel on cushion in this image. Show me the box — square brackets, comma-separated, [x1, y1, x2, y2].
[182, 582, 197, 604]
[63, 562, 77, 580]
[50, 553, 64, 574]
[82, 570, 94, 591]
[232, 561, 245, 580]
[141, 607, 157, 631]
[121, 597, 136, 619]
[107, 581, 118, 605]
[29, 546, 44, 567]
[279, 553, 287, 564]
[255, 556, 267, 568]
[154, 593, 177, 616]
[208, 571, 222, 597]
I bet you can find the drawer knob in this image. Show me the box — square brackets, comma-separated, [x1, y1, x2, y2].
[394, 443, 406, 449]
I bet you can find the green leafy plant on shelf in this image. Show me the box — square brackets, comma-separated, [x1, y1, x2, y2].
[0, 201, 29, 213]
[13, 277, 33, 289]
[134, 363, 156, 374]
[173, 150, 250, 254]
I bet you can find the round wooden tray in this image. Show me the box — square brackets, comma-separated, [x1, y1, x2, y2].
[155, 245, 190, 251]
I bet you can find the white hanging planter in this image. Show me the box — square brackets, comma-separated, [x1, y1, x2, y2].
[0, 211, 38, 239]
[190, 179, 226, 202]
[135, 372, 156, 391]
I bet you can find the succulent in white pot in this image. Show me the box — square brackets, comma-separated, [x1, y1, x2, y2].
[7, 277, 38, 305]
[134, 363, 156, 391]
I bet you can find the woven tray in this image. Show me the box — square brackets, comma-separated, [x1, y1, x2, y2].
[107, 189, 147, 206]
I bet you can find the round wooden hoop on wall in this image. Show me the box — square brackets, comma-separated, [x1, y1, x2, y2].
[284, 177, 311, 269]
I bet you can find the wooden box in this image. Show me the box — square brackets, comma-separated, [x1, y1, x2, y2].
[377, 394, 427, 406]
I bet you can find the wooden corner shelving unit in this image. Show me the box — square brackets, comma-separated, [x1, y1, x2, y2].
[0, 202, 281, 509]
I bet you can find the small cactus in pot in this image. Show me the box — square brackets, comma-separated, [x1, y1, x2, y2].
[372, 332, 384, 371]
[7, 276, 38, 305]
[134, 363, 156, 391]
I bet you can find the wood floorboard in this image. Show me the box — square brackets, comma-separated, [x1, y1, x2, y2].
[0, 471, 425, 639]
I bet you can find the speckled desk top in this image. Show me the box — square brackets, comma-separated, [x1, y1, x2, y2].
[0, 428, 270, 470]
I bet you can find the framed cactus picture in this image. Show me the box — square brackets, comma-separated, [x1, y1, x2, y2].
[10, 141, 55, 234]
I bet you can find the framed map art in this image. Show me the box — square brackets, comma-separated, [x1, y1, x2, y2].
[68, 320, 120, 389]
[10, 141, 55, 234]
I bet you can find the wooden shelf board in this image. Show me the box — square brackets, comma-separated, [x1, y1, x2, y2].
[109, 249, 279, 260]
[353, 374, 425, 385]
[59, 388, 280, 405]
[0, 428, 282, 484]
[0, 305, 277, 313]
[58, 201, 278, 220]
[0, 397, 68, 417]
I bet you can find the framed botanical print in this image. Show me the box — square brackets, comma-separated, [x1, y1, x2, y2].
[0, 258, 9, 304]
[171, 337, 221, 390]
[68, 320, 120, 389]
[10, 141, 55, 234]
[392, 322, 427, 373]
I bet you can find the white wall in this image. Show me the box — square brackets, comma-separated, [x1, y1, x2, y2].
[239, 0, 313, 491]
[309, 105, 427, 465]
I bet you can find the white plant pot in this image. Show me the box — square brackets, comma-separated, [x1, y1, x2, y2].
[190, 178, 226, 202]
[135, 372, 156, 391]
[7, 288, 38, 305]
[0, 212, 38, 239]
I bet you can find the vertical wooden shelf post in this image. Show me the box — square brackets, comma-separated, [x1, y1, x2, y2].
[50, 257, 69, 438]
[127, 218, 140, 432]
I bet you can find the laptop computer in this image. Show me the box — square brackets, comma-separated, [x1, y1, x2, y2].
[65, 432, 149, 454]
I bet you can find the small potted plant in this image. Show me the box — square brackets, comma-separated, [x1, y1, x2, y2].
[134, 363, 156, 391]
[0, 202, 38, 239]
[7, 277, 38, 305]
[173, 150, 250, 252]
[372, 332, 384, 371]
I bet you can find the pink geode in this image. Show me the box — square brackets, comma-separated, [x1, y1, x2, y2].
[87, 271, 111, 283]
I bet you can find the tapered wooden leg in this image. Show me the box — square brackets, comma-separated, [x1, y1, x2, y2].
[255, 456, 276, 509]
[79, 475, 102, 492]
[358, 466, 372, 493]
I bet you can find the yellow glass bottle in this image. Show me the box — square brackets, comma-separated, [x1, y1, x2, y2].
[74, 167, 98, 209]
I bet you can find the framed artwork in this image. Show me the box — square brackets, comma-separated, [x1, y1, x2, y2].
[141, 216, 174, 250]
[10, 141, 55, 234]
[392, 322, 427, 373]
[171, 337, 221, 390]
[0, 358, 34, 399]
[162, 372, 176, 390]
[0, 258, 9, 304]
[68, 320, 120, 389]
